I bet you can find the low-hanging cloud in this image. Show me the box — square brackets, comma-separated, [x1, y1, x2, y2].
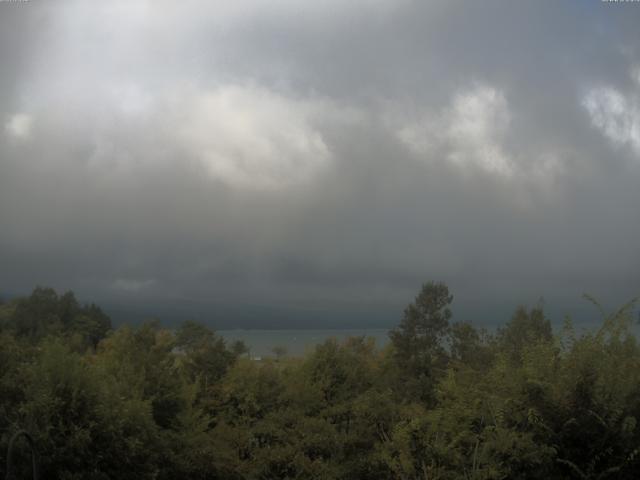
[4, 113, 32, 141]
[177, 85, 335, 189]
[583, 68, 640, 157]
[397, 84, 513, 176]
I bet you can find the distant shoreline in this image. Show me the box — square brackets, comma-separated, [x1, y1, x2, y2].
[217, 328, 391, 357]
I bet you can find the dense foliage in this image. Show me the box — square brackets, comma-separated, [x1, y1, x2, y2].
[1, 283, 639, 479]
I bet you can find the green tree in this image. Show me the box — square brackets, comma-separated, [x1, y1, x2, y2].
[272, 345, 288, 360]
[2, 287, 111, 349]
[449, 321, 494, 370]
[389, 281, 453, 403]
[174, 320, 237, 393]
[498, 305, 552, 363]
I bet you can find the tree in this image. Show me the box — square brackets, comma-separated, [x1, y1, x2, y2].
[231, 340, 249, 358]
[498, 305, 552, 363]
[74, 303, 111, 349]
[3, 287, 112, 349]
[10, 286, 63, 339]
[174, 320, 237, 403]
[272, 345, 287, 360]
[449, 321, 493, 370]
[389, 281, 453, 403]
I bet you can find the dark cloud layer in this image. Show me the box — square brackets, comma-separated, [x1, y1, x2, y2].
[1, 1, 639, 328]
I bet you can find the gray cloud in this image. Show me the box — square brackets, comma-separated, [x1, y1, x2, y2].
[1, 1, 639, 327]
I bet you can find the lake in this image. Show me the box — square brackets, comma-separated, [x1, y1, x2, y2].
[218, 328, 390, 358]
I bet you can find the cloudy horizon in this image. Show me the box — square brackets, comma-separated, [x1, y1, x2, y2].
[1, 1, 639, 328]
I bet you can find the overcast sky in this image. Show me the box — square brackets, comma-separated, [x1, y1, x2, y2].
[1, 1, 639, 327]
